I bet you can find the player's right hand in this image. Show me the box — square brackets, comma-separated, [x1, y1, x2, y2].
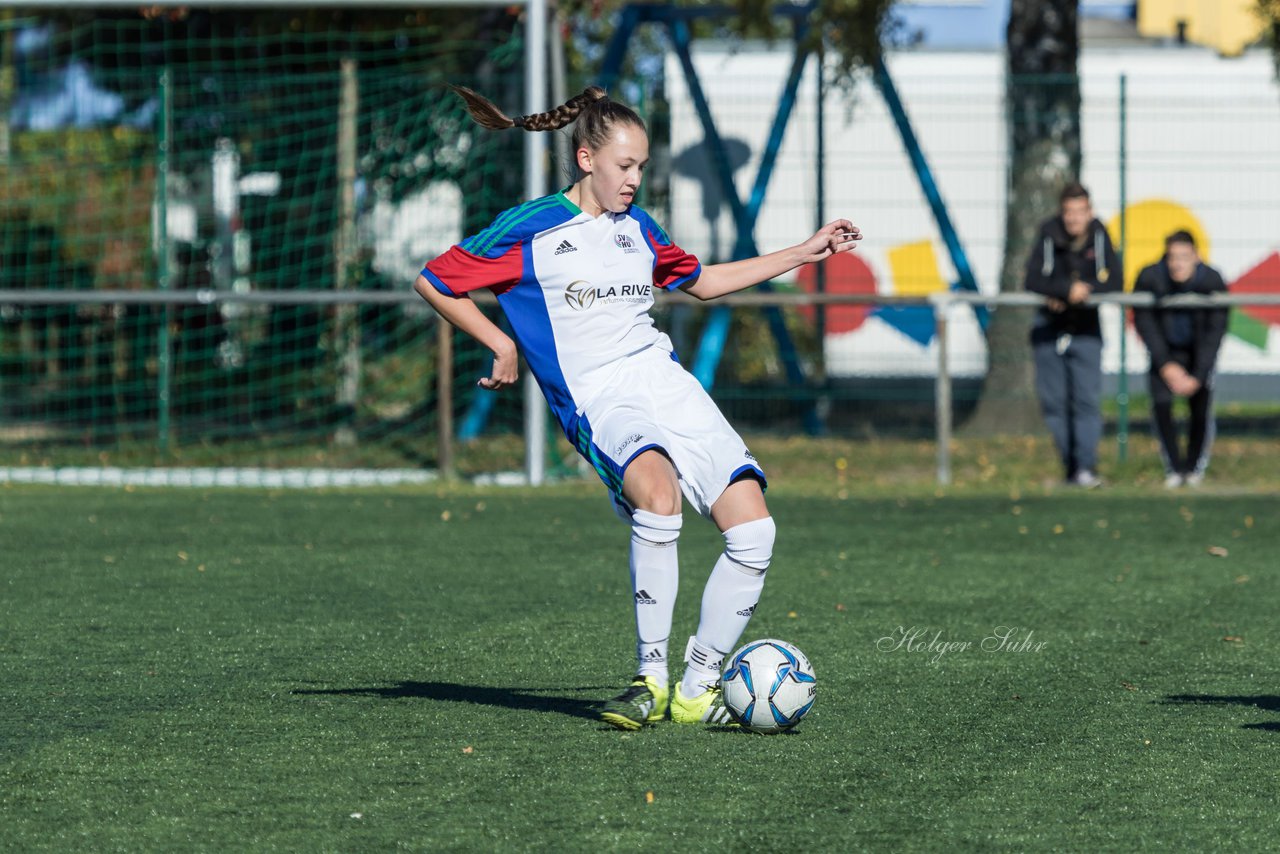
[478, 343, 519, 391]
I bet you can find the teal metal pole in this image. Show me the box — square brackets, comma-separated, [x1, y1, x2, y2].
[156, 67, 172, 451]
[1117, 73, 1128, 464]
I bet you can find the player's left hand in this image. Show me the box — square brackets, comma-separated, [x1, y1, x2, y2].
[797, 219, 861, 264]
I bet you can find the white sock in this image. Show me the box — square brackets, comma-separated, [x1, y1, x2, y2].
[630, 509, 681, 684]
[680, 516, 775, 698]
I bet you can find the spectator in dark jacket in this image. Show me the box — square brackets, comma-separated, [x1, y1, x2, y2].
[1132, 230, 1228, 488]
[1024, 182, 1123, 488]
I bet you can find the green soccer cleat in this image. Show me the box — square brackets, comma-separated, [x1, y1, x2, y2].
[600, 675, 669, 731]
[670, 682, 737, 726]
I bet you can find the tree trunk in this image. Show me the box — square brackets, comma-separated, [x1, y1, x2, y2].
[963, 0, 1081, 436]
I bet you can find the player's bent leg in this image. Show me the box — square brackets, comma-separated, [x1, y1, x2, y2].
[600, 450, 683, 731]
[676, 482, 776, 723]
[627, 508, 681, 690]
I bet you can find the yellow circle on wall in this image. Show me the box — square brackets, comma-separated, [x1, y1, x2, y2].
[1106, 199, 1210, 292]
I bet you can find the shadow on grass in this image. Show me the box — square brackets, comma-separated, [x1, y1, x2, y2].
[293, 681, 603, 720]
[1163, 694, 1280, 731]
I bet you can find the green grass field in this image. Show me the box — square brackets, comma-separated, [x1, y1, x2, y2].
[2, 475, 1278, 850]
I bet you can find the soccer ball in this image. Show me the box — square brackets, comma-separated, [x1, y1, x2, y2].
[721, 639, 816, 733]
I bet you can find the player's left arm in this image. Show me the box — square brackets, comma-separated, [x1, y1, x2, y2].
[680, 219, 861, 301]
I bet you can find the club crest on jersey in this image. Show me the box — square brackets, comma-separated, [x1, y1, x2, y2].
[565, 280, 597, 311]
[614, 233, 640, 253]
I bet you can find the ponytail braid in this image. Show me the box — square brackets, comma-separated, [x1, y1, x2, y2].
[449, 84, 608, 132]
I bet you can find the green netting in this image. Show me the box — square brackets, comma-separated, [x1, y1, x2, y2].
[0, 9, 534, 478]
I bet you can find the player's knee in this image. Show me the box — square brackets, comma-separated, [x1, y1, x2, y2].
[723, 515, 775, 574]
[631, 508, 682, 546]
[638, 491, 681, 517]
[623, 452, 681, 516]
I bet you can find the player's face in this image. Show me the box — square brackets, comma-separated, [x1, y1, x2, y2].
[1166, 241, 1199, 283]
[578, 123, 649, 214]
[1061, 197, 1092, 239]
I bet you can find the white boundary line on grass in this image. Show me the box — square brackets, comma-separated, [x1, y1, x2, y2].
[0, 467, 441, 488]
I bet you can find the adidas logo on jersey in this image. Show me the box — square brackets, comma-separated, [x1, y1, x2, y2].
[736, 604, 756, 617]
[635, 589, 657, 605]
[554, 240, 577, 255]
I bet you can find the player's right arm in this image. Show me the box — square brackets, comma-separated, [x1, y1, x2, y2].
[417, 233, 524, 391]
[413, 276, 518, 390]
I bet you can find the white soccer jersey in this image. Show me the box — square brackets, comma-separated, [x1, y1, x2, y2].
[422, 190, 702, 432]
[424, 190, 767, 514]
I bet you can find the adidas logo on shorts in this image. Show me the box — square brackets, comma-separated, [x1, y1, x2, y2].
[554, 240, 577, 255]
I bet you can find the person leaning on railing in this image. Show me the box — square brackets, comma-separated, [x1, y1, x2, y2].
[1131, 231, 1228, 489]
[1023, 182, 1124, 489]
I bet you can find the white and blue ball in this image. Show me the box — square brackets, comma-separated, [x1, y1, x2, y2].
[722, 639, 816, 733]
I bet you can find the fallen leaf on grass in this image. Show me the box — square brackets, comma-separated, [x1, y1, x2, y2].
[1222, 636, 1244, 644]
[461, 746, 474, 754]
[1207, 546, 1229, 558]
[1235, 575, 1250, 584]
[645, 791, 655, 804]
[1121, 682, 1138, 692]
[835, 603, 847, 612]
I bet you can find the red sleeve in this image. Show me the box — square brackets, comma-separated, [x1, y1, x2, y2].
[422, 243, 523, 297]
[647, 232, 701, 291]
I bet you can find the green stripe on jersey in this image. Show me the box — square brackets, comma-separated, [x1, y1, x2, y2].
[467, 195, 564, 258]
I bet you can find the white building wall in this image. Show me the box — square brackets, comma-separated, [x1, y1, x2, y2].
[665, 45, 1280, 379]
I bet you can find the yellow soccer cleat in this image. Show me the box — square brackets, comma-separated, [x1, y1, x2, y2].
[670, 682, 737, 726]
[600, 675, 669, 731]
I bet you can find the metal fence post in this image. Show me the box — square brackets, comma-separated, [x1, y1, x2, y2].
[523, 0, 547, 485]
[1117, 73, 1130, 464]
[155, 66, 173, 452]
[334, 57, 360, 447]
[932, 293, 952, 486]
[437, 319, 455, 481]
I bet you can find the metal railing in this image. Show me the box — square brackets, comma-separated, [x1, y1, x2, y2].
[2, 288, 1276, 484]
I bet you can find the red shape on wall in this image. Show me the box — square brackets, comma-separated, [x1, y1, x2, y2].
[796, 252, 878, 335]
[1230, 251, 1280, 327]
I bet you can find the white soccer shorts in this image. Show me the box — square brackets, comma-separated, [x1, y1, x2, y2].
[569, 345, 766, 519]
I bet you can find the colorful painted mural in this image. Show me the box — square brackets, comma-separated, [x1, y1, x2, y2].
[666, 45, 1280, 385]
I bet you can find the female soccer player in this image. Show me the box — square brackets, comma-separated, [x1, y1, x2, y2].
[416, 84, 860, 729]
